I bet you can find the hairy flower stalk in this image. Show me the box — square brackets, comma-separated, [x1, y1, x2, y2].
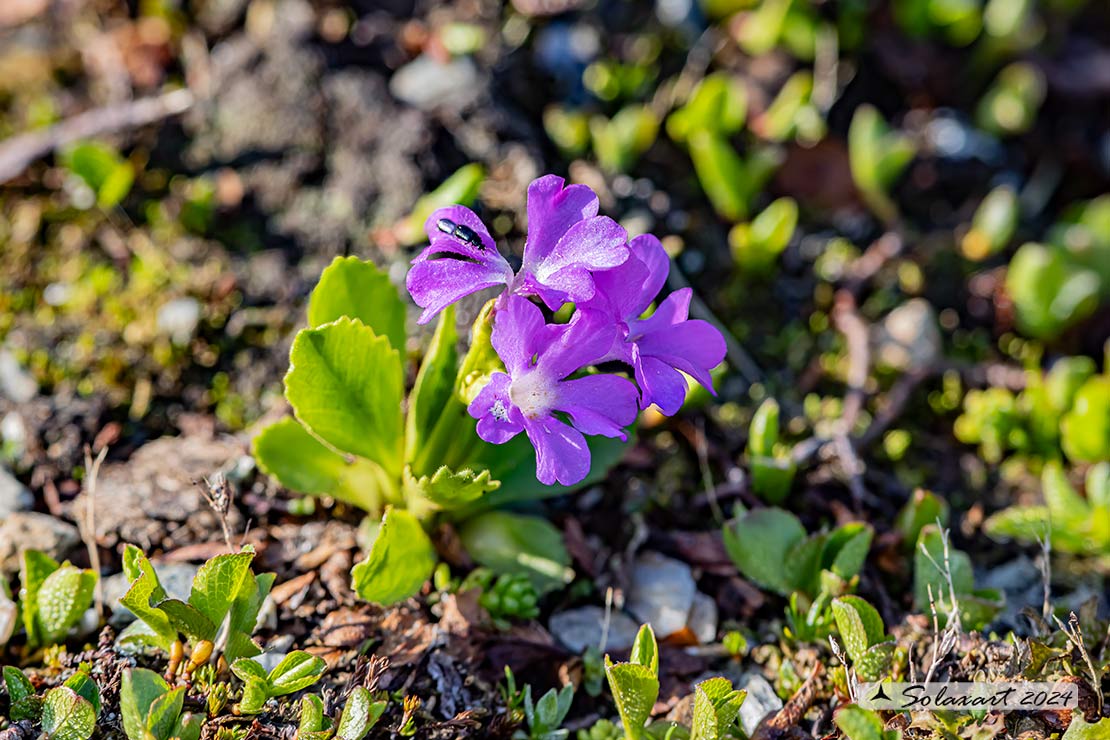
[406, 174, 727, 485]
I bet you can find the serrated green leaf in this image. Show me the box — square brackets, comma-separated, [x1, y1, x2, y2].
[1063, 717, 1110, 740]
[406, 304, 459, 471]
[188, 549, 255, 637]
[457, 511, 572, 593]
[253, 417, 390, 512]
[604, 661, 659, 740]
[690, 677, 745, 740]
[119, 555, 176, 652]
[835, 705, 886, 740]
[403, 465, 500, 511]
[37, 565, 96, 645]
[351, 507, 436, 606]
[285, 317, 404, 475]
[307, 256, 406, 353]
[145, 687, 186, 740]
[224, 571, 275, 666]
[824, 524, 873, 581]
[41, 686, 97, 740]
[336, 687, 386, 740]
[723, 508, 807, 596]
[267, 650, 326, 695]
[855, 642, 896, 681]
[121, 668, 172, 740]
[20, 549, 60, 647]
[10, 695, 43, 722]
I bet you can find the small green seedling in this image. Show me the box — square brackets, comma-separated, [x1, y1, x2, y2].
[960, 185, 1019, 260]
[603, 624, 659, 740]
[729, 198, 799, 277]
[19, 549, 96, 649]
[462, 569, 540, 628]
[688, 676, 746, 740]
[589, 105, 659, 174]
[6, 666, 101, 740]
[830, 596, 895, 681]
[744, 398, 797, 502]
[119, 668, 203, 740]
[298, 689, 387, 740]
[513, 683, 575, 740]
[986, 462, 1110, 556]
[117, 544, 273, 673]
[848, 105, 915, 225]
[914, 525, 1002, 630]
[60, 140, 135, 209]
[231, 650, 327, 714]
[834, 704, 902, 740]
[976, 62, 1046, 137]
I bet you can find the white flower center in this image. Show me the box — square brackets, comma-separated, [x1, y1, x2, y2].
[490, 399, 510, 422]
[509, 371, 555, 419]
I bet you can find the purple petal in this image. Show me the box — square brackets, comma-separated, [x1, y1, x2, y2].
[491, 295, 549, 375]
[407, 206, 513, 324]
[632, 350, 690, 416]
[635, 317, 726, 393]
[630, 234, 671, 310]
[468, 373, 525, 443]
[522, 175, 600, 267]
[537, 309, 619, 380]
[634, 288, 692, 334]
[529, 216, 630, 307]
[555, 374, 639, 438]
[523, 415, 591, 486]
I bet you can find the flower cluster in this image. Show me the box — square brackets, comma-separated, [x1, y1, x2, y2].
[406, 175, 727, 485]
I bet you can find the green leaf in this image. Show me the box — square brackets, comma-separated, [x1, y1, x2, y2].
[307, 256, 406, 353]
[188, 549, 255, 634]
[4, 666, 35, 703]
[406, 305, 459, 471]
[895, 490, 949, 553]
[590, 104, 659, 174]
[666, 73, 747, 143]
[722, 508, 807, 596]
[351, 507, 437, 605]
[629, 624, 659, 675]
[62, 672, 100, 716]
[457, 511, 573, 593]
[1041, 461, 1090, 524]
[1062, 716, 1110, 740]
[1062, 377, 1110, 463]
[403, 465, 500, 511]
[914, 525, 1001, 629]
[299, 694, 328, 734]
[253, 417, 389, 512]
[285, 317, 404, 475]
[224, 570, 275, 666]
[834, 705, 886, 740]
[60, 141, 134, 208]
[173, 713, 203, 740]
[824, 523, 874, 581]
[20, 549, 60, 647]
[120, 668, 172, 740]
[145, 688, 186, 740]
[604, 661, 659, 740]
[731, 198, 799, 274]
[855, 642, 896, 682]
[41, 687, 97, 740]
[1005, 243, 1101, 339]
[748, 399, 781, 458]
[690, 677, 745, 740]
[849, 105, 915, 223]
[267, 650, 327, 695]
[336, 687, 386, 740]
[831, 596, 885, 662]
[37, 565, 97, 646]
[688, 131, 749, 222]
[119, 551, 176, 652]
[156, 599, 217, 642]
[238, 680, 268, 715]
[231, 658, 268, 683]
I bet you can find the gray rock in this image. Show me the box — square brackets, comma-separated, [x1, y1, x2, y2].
[548, 606, 640, 654]
[157, 297, 202, 345]
[389, 55, 481, 112]
[0, 467, 32, 518]
[0, 349, 37, 403]
[250, 651, 288, 673]
[0, 512, 80, 575]
[0, 587, 15, 646]
[687, 592, 718, 645]
[626, 551, 697, 638]
[872, 298, 942, 373]
[1, 412, 28, 459]
[738, 673, 783, 735]
[102, 563, 199, 626]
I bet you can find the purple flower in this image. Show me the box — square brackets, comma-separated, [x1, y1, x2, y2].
[406, 175, 630, 324]
[467, 296, 639, 485]
[587, 234, 727, 415]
